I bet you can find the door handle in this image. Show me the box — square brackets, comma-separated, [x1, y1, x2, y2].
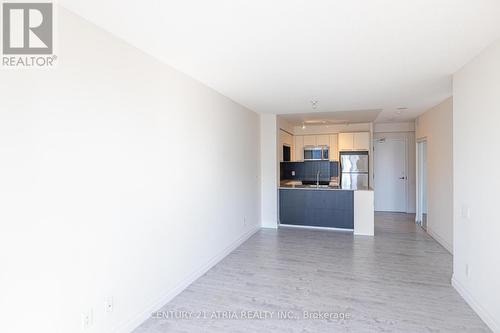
[399, 177, 405, 180]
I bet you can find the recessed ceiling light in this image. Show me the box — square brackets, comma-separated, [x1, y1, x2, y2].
[301, 123, 306, 129]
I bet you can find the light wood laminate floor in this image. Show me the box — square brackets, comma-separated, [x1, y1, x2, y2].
[134, 212, 490, 333]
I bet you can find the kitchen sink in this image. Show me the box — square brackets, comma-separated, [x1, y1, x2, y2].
[297, 184, 331, 188]
[301, 180, 331, 186]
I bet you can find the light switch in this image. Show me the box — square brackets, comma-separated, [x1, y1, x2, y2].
[291, 171, 295, 176]
[461, 205, 471, 219]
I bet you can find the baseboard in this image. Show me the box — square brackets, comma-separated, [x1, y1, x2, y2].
[452, 275, 500, 333]
[114, 226, 260, 333]
[261, 220, 278, 229]
[426, 227, 453, 254]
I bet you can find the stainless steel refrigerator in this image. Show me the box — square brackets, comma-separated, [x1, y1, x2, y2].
[340, 152, 369, 189]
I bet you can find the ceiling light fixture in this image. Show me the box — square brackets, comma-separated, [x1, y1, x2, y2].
[396, 107, 407, 116]
[310, 100, 318, 110]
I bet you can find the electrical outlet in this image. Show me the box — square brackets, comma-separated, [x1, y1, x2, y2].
[105, 297, 114, 313]
[81, 309, 93, 331]
[461, 205, 471, 219]
[291, 171, 295, 176]
[243, 216, 247, 226]
[465, 264, 470, 278]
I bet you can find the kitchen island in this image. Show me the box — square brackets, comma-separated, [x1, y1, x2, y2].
[279, 181, 374, 236]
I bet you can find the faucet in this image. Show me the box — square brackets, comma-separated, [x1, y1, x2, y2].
[316, 170, 321, 187]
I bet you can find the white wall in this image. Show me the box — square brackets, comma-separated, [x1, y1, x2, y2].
[452, 40, 500, 333]
[374, 122, 415, 133]
[415, 97, 453, 253]
[0, 7, 261, 333]
[260, 114, 278, 228]
[277, 116, 295, 134]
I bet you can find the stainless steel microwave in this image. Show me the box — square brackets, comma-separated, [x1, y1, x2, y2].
[303, 146, 329, 161]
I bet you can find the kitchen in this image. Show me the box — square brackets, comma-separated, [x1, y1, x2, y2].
[278, 116, 374, 236]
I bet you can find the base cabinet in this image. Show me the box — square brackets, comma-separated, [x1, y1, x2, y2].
[279, 189, 354, 229]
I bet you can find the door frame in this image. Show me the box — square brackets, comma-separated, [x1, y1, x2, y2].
[373, 136, 408, 212]
[415, 137, 428, 227]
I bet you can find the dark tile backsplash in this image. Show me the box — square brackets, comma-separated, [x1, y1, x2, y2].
[330, 162, 339, 179]
[281, 161, 339, 181]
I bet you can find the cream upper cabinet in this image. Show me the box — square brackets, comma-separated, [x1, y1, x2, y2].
[293, 136, 304, 161]
[302, 135, 316, 146]
[338, 133, 355, 151]
[353, 132, 370, 151]
[339, 132, 370, 151]
[329, 134, 338, 161]
[316, 135, 330, 146]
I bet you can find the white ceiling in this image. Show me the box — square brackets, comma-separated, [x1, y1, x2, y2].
[60, 0, 500, 122]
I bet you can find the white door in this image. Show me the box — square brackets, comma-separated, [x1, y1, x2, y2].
[374, 138, 407, 212]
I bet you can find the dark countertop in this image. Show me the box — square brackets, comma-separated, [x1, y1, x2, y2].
[279, 180, 372, 191]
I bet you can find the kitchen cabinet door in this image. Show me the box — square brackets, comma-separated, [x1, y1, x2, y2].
[293, 136, 304, 161]
[303, 135, 316, 146]
[329, 134, 338, 161]
[316, 135, 330, 146]
[354, 132, 370, 151]
[338, 133, 354, 151]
